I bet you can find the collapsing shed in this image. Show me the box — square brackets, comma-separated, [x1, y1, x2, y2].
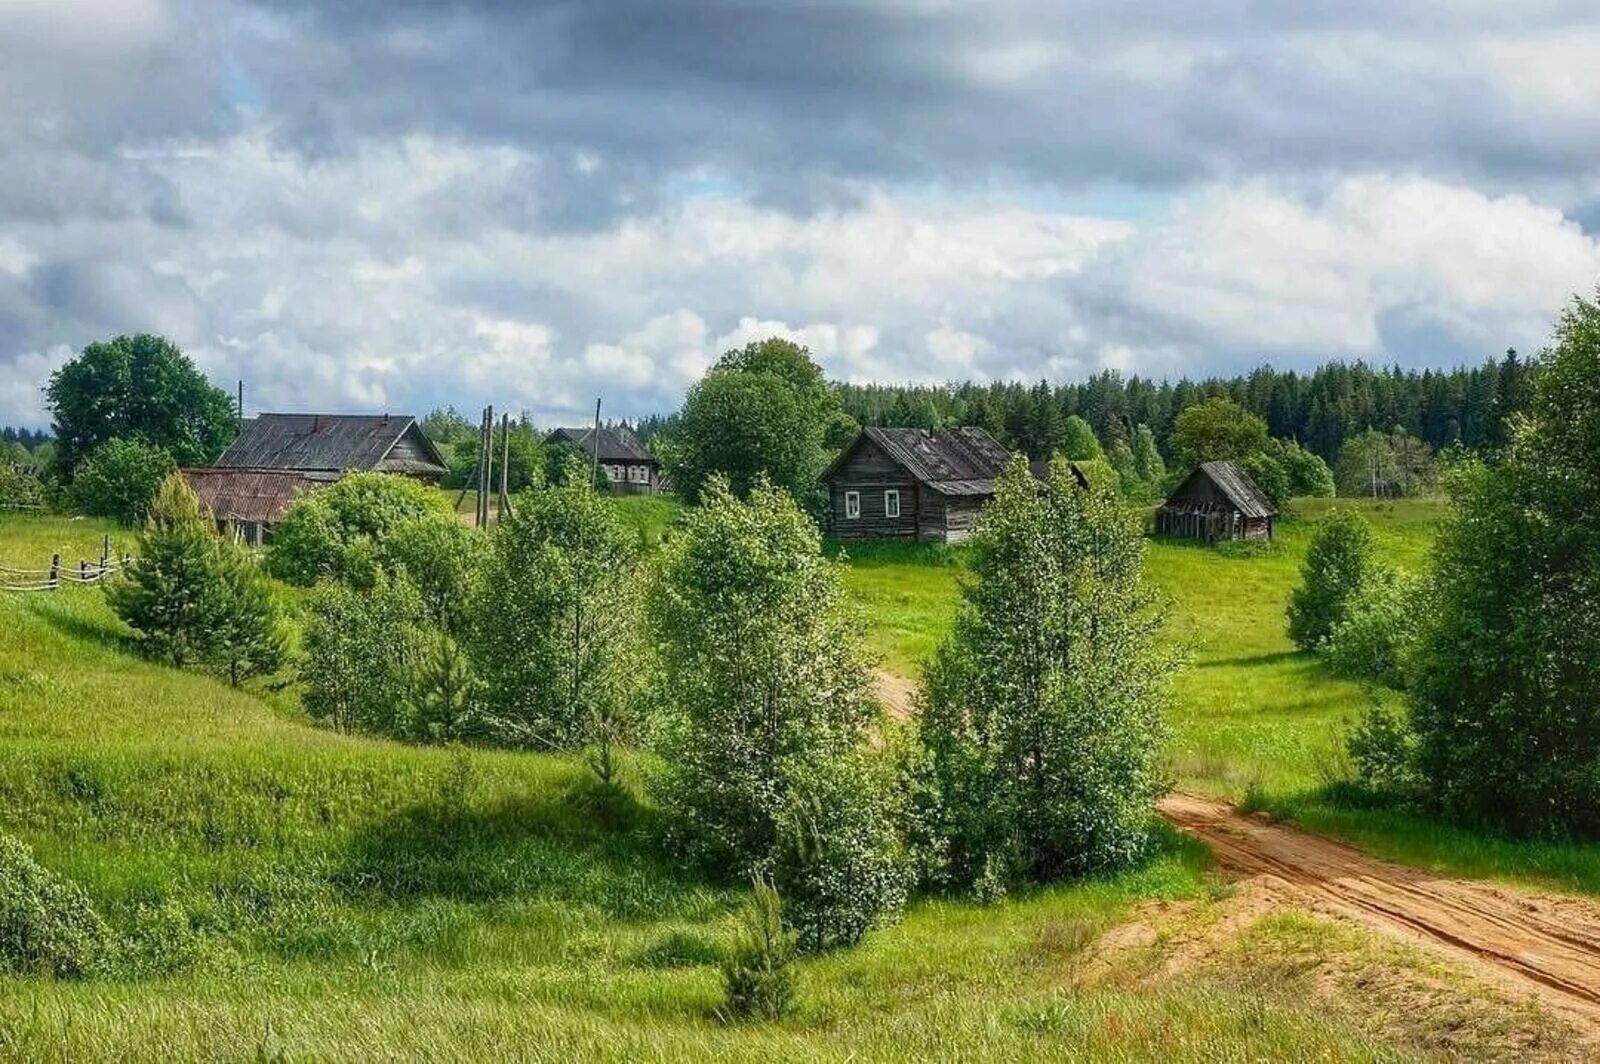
[1156, 460, 1277, 542]
[179, 468, 340, 546]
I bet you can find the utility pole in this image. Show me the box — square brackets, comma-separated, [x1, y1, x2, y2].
[590, 397, 602, 490]
[237, 379, 244, 431]
[498, 411, 511, 520]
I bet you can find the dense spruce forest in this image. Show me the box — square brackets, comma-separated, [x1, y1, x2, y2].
[829, 353, 1537, 462]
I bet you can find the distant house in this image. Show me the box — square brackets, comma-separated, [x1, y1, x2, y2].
[1156, 460, 1277, 542]
[184, 413, 449, 543]
[545, 426, 662, 494]
[823, 426, 1086, 543]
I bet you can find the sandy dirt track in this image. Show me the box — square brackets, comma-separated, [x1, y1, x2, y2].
[1161, 791, 1600, 1025]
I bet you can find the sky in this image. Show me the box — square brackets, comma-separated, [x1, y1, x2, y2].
[4, 1, 1600, 429]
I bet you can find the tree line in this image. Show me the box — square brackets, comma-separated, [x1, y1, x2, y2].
[827, 353, 1537, 465]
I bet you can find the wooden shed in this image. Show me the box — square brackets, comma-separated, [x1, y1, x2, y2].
[1156, 460, 1277, 542]
[180, 467, 341, 546]
[823, 426, 1085, 544]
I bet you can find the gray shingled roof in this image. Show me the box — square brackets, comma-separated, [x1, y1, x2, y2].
[214, 414, 445, 473]
[1197, 460, 1278, 518]
[833, 426, 1016, 496]
[546, 426, 655, 464]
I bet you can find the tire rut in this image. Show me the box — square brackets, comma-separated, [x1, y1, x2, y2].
[1159, 791, 1600, 1024]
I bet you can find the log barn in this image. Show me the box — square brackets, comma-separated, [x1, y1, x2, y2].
[823, 426, 1084, 543]
[183, 412, 449, 543]
[1156, 460, 1277, 542]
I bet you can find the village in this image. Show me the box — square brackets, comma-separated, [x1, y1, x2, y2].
[4, 3, 1600, 1061]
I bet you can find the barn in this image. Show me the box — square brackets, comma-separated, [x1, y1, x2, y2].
[545, 426, 662, 494]
[1156, 460, 1277, 542]
[183, 413, 449, 543]
[823, 426, 1085, 543]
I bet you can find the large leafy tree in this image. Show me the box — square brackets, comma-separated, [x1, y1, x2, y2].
[1408, 296, 1600, 835]
[1168, 397, 1269, 470]
[46, 334, 237, 476]
[914, 458, 1177, 891]
[265, 471, 453, 586]
[649, 479, 907, 948]
[658, 338, 855, 511]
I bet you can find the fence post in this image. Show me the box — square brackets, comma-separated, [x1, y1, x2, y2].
[80, 560, 89, 583]
[49, 552, 60, 591]
[101, 535, 111, 577]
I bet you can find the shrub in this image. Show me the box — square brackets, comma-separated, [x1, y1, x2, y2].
[1322, 571, 1422, 689]
[382, 512, 485, 633]
[772, 754, 909, 952]
[1346, 703, 1423, 803]
[1239, 451, 1291, 510]
[0, 833, 112, 979]
[1264, 437, 1335, 499]
[301, 574, 432, 737]
[1286, 510, 1382, 651]
[470, 478, 641, 754]
[0, 461, 45, 510]
[71, 437, 175, 525]
[719, 878, 797, 1023]
[266, 472, 453, 586]
[915, 459, 1177, 891]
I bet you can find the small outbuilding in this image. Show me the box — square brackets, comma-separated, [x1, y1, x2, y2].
[180, 467, 340, 546]
[545, 426, 662, 494]
[1156, 460, 1277, 542]
[823, 426, 1086, 544]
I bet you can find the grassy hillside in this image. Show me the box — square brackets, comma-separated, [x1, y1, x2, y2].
[0, 503, 1584, 1059]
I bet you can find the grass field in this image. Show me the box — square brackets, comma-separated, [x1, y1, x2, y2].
[0, 499, 1589, 1060]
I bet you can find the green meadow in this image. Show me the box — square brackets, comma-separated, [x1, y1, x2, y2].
[0, 495, 1589, 1060]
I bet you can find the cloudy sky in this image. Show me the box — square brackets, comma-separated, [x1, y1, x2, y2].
[4, 1, 1600, 428]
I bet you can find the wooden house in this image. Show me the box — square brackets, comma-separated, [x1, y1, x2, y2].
[186, 413, 449, 542]
[823, 426, 1085, 543]
[1156, 460, 1277, 542]
[545, 426, 662, 494]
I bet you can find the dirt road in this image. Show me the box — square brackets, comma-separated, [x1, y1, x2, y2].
[1161, 792, 1600, 1024]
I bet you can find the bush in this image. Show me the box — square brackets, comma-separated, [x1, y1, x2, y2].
[1264, 437, 1335, 499]
[266, 472, 453, 586]
[1286, 510, 1382, 651]
[719, 878, 797, 1023]
[1322, 571, 1422, 689]
[301, 574, 432, 738]
[71, 437, 175, 525]
[773, 754, 909, 952]
[382, 512, 485, 633]
[0, 833, 112, 979]
[0, 461, 45, 510]
[1346, 703, 1423, 803]
[1239, 451, 1291, 510]
[915, 459, 1176, 891]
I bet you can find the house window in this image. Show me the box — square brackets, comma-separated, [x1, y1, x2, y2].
[884, 489, 900, 518]
[844, 491, 861, 519]
[630, 465, 648, 483]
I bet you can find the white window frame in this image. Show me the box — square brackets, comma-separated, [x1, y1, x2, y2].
[884, 489, 900, 518]
[630, 464, 648, 483]
[844, 491, 861, 519]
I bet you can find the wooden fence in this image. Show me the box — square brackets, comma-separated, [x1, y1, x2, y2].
[0, 536, 125, 592]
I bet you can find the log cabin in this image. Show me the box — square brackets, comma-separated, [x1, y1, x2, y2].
[823, 426, 1085, 543]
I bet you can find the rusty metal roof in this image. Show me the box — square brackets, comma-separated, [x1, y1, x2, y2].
[180, 467, 339, 525]
[214, 413, 446, 474]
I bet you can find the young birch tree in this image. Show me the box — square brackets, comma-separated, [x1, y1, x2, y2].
[915, 457, 1177, 892]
